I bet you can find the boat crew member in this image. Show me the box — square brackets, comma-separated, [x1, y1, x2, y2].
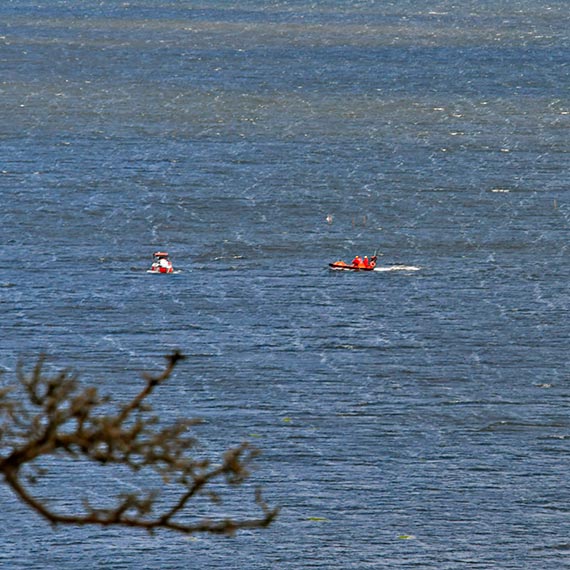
[352, 255, 361, 267]
[362, 256, 370, 268]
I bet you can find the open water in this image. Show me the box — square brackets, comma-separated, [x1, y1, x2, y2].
[1, 1, 569, 568]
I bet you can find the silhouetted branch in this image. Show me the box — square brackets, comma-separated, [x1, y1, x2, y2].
[0, 352, 278, 535]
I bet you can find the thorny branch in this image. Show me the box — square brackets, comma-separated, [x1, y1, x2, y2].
[0, 352, 278, 535]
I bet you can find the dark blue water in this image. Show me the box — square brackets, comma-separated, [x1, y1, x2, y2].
[1, 1, 569, 568]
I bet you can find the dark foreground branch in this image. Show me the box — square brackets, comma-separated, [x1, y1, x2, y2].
[0, 352, 278, 535]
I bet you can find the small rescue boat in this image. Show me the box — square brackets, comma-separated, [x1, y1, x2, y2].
[148, 251, 174, 274]
[328, 260, 421, 272]
[329, 254, 377, 272]
[328, 261, 375, 272]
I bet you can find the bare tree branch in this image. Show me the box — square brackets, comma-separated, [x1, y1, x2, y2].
[0, 352, 278, 535]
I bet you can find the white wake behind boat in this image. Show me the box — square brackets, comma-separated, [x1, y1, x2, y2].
[372, 265, 420, 272]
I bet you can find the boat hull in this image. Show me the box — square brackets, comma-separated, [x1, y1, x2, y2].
[328, 263, 374, 271]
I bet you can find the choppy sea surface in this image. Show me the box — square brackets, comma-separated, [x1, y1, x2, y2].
[1, 1, 569, 568]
